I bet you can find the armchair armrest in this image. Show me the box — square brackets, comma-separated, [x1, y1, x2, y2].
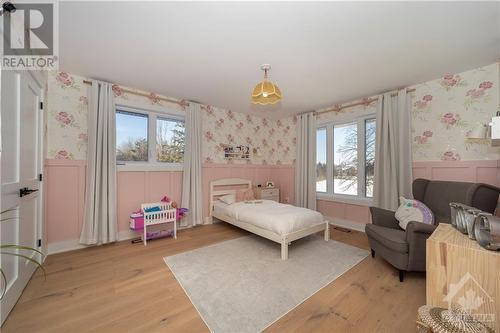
[406, 221, 437, 237]
[369, 207, 400, 229]
[405, 221, 437, 271]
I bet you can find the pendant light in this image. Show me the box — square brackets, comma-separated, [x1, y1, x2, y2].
[251, 64, 282, 105]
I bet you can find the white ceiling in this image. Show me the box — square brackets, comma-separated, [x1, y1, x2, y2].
[59, 1, 500, 118]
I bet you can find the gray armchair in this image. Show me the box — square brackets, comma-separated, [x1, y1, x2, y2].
[366, 179, 500, 282]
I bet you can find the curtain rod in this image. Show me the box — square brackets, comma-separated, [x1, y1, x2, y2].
[310, 87, 416, 116]
[82, 79, 189, 107]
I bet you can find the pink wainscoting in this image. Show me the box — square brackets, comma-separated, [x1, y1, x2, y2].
[45, 159, 86, 244]
[412, 160, 499, 186]
[44, 159, 497, 245]
[44, 159, 295, 246]
[318, 160, 499, 225]
[116, 170, 183, 232]
[316, 199, 371, 226]
[44, 159, 183, 245]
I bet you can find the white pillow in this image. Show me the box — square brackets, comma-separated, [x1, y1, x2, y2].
[395, 196, 434, 230]
[219, 194, 236, 205]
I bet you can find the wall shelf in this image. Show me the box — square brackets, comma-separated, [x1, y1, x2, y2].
[223, 144, 251, 160]
[465, 137, 491, 143]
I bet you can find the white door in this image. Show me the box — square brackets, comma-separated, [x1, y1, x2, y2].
[0, 70, 44, 325]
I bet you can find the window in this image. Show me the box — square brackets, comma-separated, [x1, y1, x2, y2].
[365, 119, 376, 197]
[333, 122, 358, 196]
[316, 128, 327, 193]
[156, 117, 185, 163]
[116, 107, 185, 167]
[316, 116, 376, 201]
[116, 111, 148, 162]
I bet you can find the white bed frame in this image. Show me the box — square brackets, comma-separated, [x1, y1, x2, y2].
[209, 178, 329, 260]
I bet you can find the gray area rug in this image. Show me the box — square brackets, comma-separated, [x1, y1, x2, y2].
[164, 235, 368, 333]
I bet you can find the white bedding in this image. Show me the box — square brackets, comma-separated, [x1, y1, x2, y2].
[213, 201, 230, 215]
[214, 200, 324, 235]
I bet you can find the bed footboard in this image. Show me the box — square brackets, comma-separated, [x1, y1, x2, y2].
[279, 221, 329, 260]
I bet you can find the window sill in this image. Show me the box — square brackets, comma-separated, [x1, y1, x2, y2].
[316, 193, 373, 207]
[117, 163, 183, 172]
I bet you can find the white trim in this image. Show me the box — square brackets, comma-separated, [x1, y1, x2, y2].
[115, 104, 185, 168]
[326, 125, 334, 194]
[47, 230, 136, 255]
[357, 117, 366, 197]
[315, 113, 376, 201]
[316, 193, 373, 207]
[324, 216, 366, 233]
[47, 239, 86, 255]
[317, 108, 376, 125]
[116, 102, 185, 119]
[117, 163, 183, 172]
[47, 225, 195, 255]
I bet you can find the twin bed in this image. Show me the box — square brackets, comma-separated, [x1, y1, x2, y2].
[209, 178, 329, 260]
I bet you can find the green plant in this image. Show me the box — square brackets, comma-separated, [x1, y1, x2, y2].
[0, 208, 46, 300]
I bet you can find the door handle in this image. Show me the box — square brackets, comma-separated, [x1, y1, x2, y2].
[19, 187, 39, 197]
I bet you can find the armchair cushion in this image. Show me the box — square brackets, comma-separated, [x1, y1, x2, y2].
[435, 215, 450, 224]
[369, 207, 400, 229]
[365, 224, 408, 253]
[395, 197, 434, 230]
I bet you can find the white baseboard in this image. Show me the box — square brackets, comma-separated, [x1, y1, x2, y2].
[47, 230, 136, 255]
[48, 218, 365, 255]
[47, 239, 86, 255]
[325, 216, 366, 233]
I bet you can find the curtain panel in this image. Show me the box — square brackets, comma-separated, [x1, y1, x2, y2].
[295, 112, 317, 210]
[181, 102, 203, 227]
[80, 81, 118, 245]
[373, 89, 413, 211]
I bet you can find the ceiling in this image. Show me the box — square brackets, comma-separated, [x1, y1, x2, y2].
[59, 1, 500, 118]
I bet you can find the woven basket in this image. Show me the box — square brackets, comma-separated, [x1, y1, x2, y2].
[416, 305, 494, 333]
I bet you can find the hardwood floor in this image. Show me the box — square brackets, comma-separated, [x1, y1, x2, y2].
[2, 224, 425, 332]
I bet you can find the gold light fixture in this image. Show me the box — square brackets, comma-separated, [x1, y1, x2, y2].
[251, 64, 282, 105]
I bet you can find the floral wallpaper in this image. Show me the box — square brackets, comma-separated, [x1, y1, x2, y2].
[316, 63, 499, 161]
[47, 72, 89, 160]
[46, 71, 296, 164]
[201, 106, 296, 165]
[47, 63, 498, 164]
[316, 97, 377, 124]
[410, 63, 498, 161]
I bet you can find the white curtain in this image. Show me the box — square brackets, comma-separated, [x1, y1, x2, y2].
[181, 102, 203, 227]
[373, 89, 413, 211]
[80, 81, 117, 245]
[295, 112, 317, 210]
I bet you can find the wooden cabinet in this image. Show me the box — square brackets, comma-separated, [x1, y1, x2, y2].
[254, 187, 280, 202]
[426, 224, 499, 331]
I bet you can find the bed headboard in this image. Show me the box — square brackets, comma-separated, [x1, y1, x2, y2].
[209, 178, 252, 217]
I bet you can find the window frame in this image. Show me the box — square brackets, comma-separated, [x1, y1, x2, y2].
[316, 113, 376, 205]
[364, 118, 376, 199]
[315, 127, 328, 194]
[115, 105, 185, 171]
